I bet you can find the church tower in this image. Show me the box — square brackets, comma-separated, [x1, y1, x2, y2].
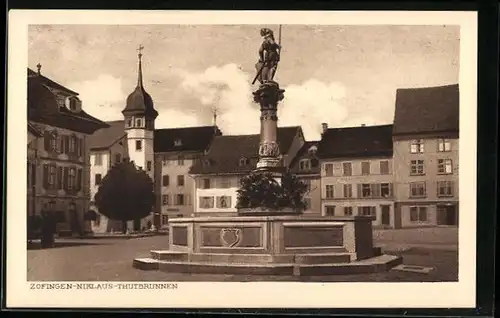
[122, 45, 158, 180]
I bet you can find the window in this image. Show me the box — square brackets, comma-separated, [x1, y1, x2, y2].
[135, 118, 142, 127]
[162, 194, 169, 206]
[437, 181, 454, 197]
[95, 173, 102, 186]
[146, 161, 152, 171]
[162, 175, 170, 187]
[216, 196, 232, 209]
[115, 153, 121, 164]
[49, 131, 57, 151]
[410, 139, 425, 153]
[69, 136, 76, 153]
[162, 156, 168, 166]
[94, 153, 102, 166]
[304, 198, 312, 210]
[324, 163, 333, 176]
[342, 162, 352, 176]
[126, 119, 132, 128]
[48, 165, 57, 188]
[177, 156, 184, 166]
[381, 183, 391, 197]
[410, 160, 425, 175]
[380, 161, 389, 175]
[175, 194, 185, 206]
[177, 175, 185, 186]
[437, 139, 451, 152]
[361, 183, 372, 198]
[174, 139, 182, 147]
[410, 206, 428, 222]
[344, 206, 353, 216]
[302, 179, 312, 191]
[202, 178, 211, 189]
[325, 205, 335, 216]
[239, 157, 249, 166]
[68, 168, 76, 190]
[343, 184, 352, 198]
[410, 182, 426, 198]
[358, 206, 376, 216]
[325, 185, 334, 199]
[135, 140, 142, 151]
[299, 159, 311, 171]
[219, 178, 231, 189]
[161, 215, 168, 225]
[437, 159, 453, 174]
[69, 98, 77, 111]
[57, 166, 63, 189]
[199, 196, 214, 209]
[361, 162, 370, 175]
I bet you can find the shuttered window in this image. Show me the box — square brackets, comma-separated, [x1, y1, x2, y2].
[76, 168, 82, 191]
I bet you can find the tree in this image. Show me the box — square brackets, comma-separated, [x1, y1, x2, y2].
[236, 170, 308, 210]
[94, 159, 155, 233]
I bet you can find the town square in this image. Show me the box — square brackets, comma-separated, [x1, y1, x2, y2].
[26, 23, 459, 281]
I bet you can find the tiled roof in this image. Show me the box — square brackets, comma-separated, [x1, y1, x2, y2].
[28, 68, 79, 95]
[393, 84, 459, 136]
[317, 124, 393, 159]
[88, 120, 127, 150]
[28, 121, 43, 137]
[27, 71, 109, 134]
[189, 126, 301, 175]
[289, 141, 321, 175]
[154, 126, 222, 153]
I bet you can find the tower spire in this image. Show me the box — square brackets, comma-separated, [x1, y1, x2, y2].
[212, 107, 218, 126]
[137, 44, 144, 87]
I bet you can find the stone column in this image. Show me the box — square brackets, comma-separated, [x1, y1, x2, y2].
[253, 81, 285, 172]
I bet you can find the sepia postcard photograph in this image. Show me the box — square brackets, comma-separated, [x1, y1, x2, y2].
[6, 10, 478, 309]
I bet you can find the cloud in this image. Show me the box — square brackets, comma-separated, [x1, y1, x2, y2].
[68, 74, 126, 121]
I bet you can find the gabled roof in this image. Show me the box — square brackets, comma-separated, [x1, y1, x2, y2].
[317, 124, 393, 159]
[393, 84, 459, 136]
[189, 126, 301, 175]
[27, 69, 109, 134]
[154, 126, 222, 153]
[28, 68, 79, 95]
[88, 120, 127, 151]
[289, 141, 321, 175]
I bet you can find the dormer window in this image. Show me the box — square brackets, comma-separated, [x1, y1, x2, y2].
[174, 139, 182, 147]
[203, 159, 211, 167]
[299, 159, 311, 171]
[239, 157, 249, 166]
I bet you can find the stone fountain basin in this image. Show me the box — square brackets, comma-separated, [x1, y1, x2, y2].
[133, 215, 402, 276]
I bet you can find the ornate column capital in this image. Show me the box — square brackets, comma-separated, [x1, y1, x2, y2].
[252, 81, 285, 109]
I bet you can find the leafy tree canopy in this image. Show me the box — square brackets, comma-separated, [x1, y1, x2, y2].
[94, 159, 155, 225]
[236, 171, 308, 210]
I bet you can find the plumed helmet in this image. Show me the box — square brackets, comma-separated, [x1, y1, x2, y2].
[260, 28, 274, 37]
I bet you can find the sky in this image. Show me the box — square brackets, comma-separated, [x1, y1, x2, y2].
[28, 24, 460, 140]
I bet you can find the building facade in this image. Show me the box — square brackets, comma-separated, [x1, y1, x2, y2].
[87, 52, 221, 232]
[392, 84, 459, 228]
[288, 141, 321, 215]
[318, 124, 395, 228]
[189, 127, 306, 216]
[27, 66, 108, 236]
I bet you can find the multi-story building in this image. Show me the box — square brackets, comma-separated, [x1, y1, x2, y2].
[27, 65, 108, 236]
[288, 141, 321, 215]
[392, 84, 459, 228]
[87, 50, 221, 232]
[317, 124, 395, 228]
[189, 126, 305, 216]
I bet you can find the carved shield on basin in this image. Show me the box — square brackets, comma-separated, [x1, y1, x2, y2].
[220, 228, 242, 247]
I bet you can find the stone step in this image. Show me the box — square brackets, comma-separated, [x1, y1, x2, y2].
[132, 254, 403, 276]
[150, 250, 353, 264]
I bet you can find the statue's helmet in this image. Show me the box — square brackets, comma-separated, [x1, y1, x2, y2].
[260, 28, 274, 37]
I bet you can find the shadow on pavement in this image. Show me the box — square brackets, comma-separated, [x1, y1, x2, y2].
[27, 241, 108, 250]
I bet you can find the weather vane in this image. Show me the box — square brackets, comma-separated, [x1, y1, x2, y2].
[137, 44, 144, 58]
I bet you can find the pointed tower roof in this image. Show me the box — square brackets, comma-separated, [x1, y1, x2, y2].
[122, 45, 159, 119]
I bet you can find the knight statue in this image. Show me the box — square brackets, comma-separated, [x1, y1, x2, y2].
[253, 28, 281, 85]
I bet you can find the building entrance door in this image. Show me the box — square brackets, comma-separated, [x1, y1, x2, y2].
[381, 205, 391, 226]
[445, 206, 457, 225]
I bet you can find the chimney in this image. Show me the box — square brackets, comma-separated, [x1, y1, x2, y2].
[36, 63, 42, 75]
[321, 123, 328, 134]
[361, 124, 366, 127]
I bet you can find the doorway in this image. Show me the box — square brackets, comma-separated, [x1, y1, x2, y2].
[133, 219, 141, 231]
[381, 205, 391, 226]
[437, 205, 458, 226]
